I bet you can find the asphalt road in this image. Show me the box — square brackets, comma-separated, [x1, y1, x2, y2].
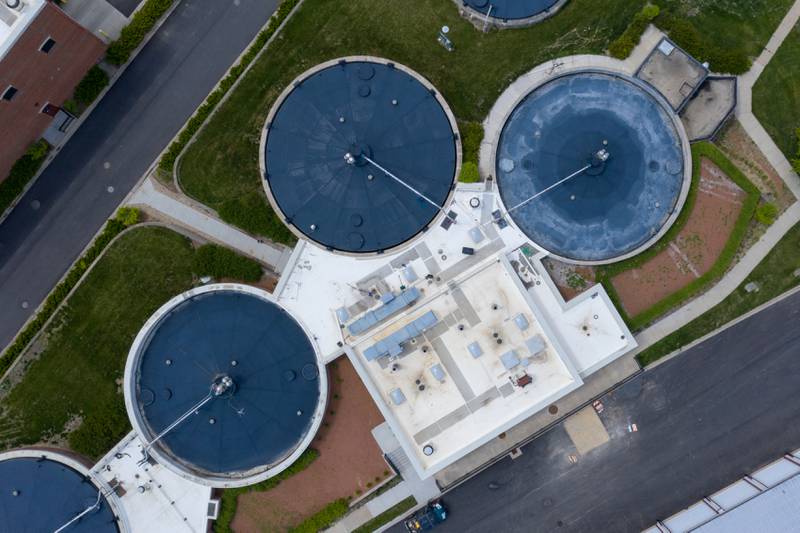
[392, 290, 800, 532]
[0, 0, 277, 351]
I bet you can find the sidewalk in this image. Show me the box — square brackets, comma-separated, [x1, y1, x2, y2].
[636, 0, 800, 352]
[128, 176, 293, 272]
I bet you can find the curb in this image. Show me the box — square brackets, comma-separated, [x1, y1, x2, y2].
[0, 0, 185, 225]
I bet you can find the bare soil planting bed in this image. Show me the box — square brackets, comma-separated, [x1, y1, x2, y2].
[612, 158, 746, 317]
[231, 357, 389, 532]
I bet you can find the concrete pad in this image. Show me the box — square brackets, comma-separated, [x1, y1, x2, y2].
[563, 406, 610, 455]
[61, 0, 128, 42]
[681, 77, 736, 141]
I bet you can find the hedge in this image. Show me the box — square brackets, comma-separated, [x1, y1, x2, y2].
[0, 139, 51, 216]
[608, 4, 660, 59]
[159, 0, 301, 174]
[74, 65, 110, 107]
[459, 161, 480, 183]
[352, 496, 417, 533]
[214, 448, 319, 533]
[792, 128, 800, 174]
[289, 499, 349, 533]
[599, 143, 759, 332]
[0, 208, 140, 378]
[106, 0, 175, 65]
[193, 243, 263, 281]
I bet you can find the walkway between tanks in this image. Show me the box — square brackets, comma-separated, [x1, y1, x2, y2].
[128, 177, 292, 273]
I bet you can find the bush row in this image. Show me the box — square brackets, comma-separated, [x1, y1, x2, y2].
[457, 121, 484, 182]
[193, 243, 263, 282]
[289, 499, 349, 533]
[106, 0, 174, 65]
[0, 140, 50, 216]
[74, 65, 110, 107]
[214, 448, 319, 533]
[792, 128, 800, 174]
[0, 208, 140, 378]
[608, 4, 660, 59]
[159, 0, 301, 174]
[657, 12, 750, 74]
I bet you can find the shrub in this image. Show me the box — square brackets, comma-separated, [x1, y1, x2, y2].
[0, 139, 51, 215]
[193, 244, 263, 282]
[608, 4, 660, 59]
[0, 208, 138, 378]
[793, 128, 800, 173]
[459, 121, 484, 164]
[106, 0, 174, 65]
[459, 161, 480, 183]
[73, 66, 109, 106]
[289, 499, 349, 533]
[115, 206, 140, 227]
[755, 202, 778, 226]
[159, 0, 301, 174]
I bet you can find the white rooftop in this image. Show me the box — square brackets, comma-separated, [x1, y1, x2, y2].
[275, 184, 635, 478]
[0, 0, 44, 62]
[93, 432, 215, 533]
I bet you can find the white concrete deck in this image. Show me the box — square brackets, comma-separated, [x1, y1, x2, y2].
[275, 187, 635, 478]
[93, 432, 213, 533]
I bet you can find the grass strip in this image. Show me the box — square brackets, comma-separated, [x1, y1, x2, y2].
[353, 496, 417, 533]
[638, 219, 800, 365]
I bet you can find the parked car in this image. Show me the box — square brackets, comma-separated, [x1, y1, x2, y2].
[404, 499, 447, 532]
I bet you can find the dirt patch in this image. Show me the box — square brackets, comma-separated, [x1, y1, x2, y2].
[717, 120, 793, 209]
[612, 157, 747, 317]
[231, 357, 389, 532]
[542, 258, 596, 301]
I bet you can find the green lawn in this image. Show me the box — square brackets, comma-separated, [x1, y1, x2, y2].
[638, 219, 800, 366]
[177, 0, 792, 243]
[0, 226, 263, 459]
[753, 21, 800, 159]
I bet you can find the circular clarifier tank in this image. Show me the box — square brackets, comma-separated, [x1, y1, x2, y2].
[463, 0, 562, 21]
[496, 70, 689, 264]
[261, 57, 459, 255]
[0, 449, 123, 532]
[124, 284, 326, 487]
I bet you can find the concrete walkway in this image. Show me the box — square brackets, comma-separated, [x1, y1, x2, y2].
[128, 177, 293, 272]
[635, 1, 800, 353]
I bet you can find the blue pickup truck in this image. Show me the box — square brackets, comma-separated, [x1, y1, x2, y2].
[404, 500, 448, 532]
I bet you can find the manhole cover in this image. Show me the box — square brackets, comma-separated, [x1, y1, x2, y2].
[548, 405, 558, 415]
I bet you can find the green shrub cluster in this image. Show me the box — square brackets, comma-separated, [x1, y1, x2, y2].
[792, 128, 800, 174]
[193, 243, 263, 281]
[352, 496, 416, 533]
[159, 0, 300, 174]
[608, 4, 660, 59]
[0, 139, 51, 215]
[73, 65, 110, 107]
[657, 12, 750, 74]
[458, 161, 480, 183]
[214, 448, 319, 533]
[217, 193, 295, 245]
[289, 499, 349, 533]
[755, 202, 778, 226]
[0, 208, 140, 378]
[106, 0, 174, 65]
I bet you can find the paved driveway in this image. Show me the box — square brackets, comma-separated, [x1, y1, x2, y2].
[391, 290, 800, 532]
[0, 0, 277, 350]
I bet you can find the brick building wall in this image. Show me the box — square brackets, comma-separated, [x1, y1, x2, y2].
[0, 2, 105, 181]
